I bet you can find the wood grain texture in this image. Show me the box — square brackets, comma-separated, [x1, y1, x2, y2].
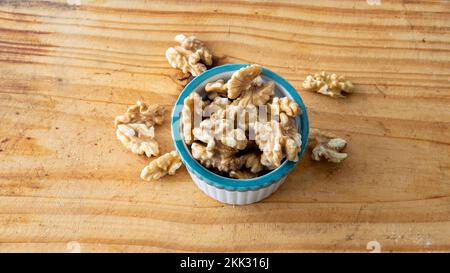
[0, 0, 449, 253]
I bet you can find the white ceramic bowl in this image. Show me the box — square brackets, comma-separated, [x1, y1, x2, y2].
[171, 64, 309, 205]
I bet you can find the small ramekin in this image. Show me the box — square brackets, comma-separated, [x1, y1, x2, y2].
[171, 64, 309, 205]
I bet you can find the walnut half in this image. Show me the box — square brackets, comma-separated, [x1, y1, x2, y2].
[254, 118, 302, 170]
[204, 65, 275, 107]
[165, 34, 213, 76]
[181, 92, 204, 145]
[228, 65, 275, 106]
[116, 123, 159, 157]
[302, 71, 353, 98]
[114, 101, 165, 158]
[140, 151, 182, 181]
[309, 130, 348, 163]
[114, 101, 165, 128]
[191, 142, 243, 173]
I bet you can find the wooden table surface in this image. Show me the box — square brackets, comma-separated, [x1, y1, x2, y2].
[0, 0, 449, 253]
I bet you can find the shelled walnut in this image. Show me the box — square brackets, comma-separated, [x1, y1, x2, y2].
[183, 64, 304, 178]
[228, 65, 274, 106]
[165, 34, 213, 76]
[254, 115, 302, 169]
[254, 120, 284, 170]
[309, 130, 348, 163]
[116, 123, 159, 157]
[204, 65, 275, 106]
[181, 92, 204, 145]
[192, 118, 248, 151]
[203, 97, 230, 118]
[114, 101, 166, 158]
[302, 71, 353, 98]
[270, 97, 302, 117]
[205, 79, 228, 94]
[241, 152, 264, 174]
[140, 151, 182, 181]
[114, 101, 166, 128]
[279, 113, 302, 162]
[191, 142, 243, 173]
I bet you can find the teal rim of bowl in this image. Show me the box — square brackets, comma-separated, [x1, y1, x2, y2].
[171, 64, 309, 191]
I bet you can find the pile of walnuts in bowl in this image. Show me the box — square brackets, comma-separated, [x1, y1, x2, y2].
[181, 64, 303, 179]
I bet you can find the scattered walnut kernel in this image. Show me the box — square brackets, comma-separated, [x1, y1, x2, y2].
[309, 130, 348, 163]
[114, 101, 166, 158]
[302, 71, 353, 98]
[140, 151, 182, 181]
[165, 34, 213, 76]
[116, 124, 160, 157]
[114, 101, 166, 128]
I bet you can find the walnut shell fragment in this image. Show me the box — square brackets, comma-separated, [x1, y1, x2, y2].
[309, 130, 348, 163]
[140, 151, 182, 181]
[165, 34, 213, 76]
[302, 71, 353, 98]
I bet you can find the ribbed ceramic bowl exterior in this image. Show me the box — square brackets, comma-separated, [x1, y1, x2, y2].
[188, 170, 287, 205]
[171, 64, 309, 205]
